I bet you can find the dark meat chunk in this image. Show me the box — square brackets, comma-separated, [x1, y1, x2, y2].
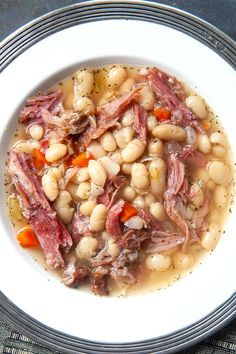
[133, 105, 148, 143]
[90, 272, 109, 296]
[148, 67, 204, 132]
[19, 90, 62, 123]
[8, 150, 73, 268]
[63, 266, 89, 287]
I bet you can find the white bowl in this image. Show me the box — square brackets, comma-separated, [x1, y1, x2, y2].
[0, 2, 235, 353]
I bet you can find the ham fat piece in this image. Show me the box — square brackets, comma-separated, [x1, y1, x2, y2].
[8, 150, 73, 269]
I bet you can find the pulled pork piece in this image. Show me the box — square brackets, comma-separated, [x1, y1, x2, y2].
[110, 249, 138, 284]
[91, 270, 109, 296]
[71, 211, 92, 242]
[42, 108, 90, 136]
[164, 153, 197, 246]
[8, 150, 73, 268]
[146, 235, 185, 253]
[148, 67, 204, 132]
[77, 86, 141, 146]
[97, 175, 126, 208]
[106, 199, 125, 237]
[133, 105, 148, 143]
[19, 90, 62, 123]
[180, 145, 207, 169]
[63, 265, 89, 287]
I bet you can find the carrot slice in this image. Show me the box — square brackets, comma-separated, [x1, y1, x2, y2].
[72, 151, 94, 167]
[17, 227, 39, 248]
[33, 149, 47, 169]
[153, 107, 171, 121]
[120, 203, 138, 223]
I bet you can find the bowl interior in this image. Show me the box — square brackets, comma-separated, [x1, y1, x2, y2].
[0, 19, 236, 343]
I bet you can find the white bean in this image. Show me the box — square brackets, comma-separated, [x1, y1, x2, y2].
[100, 131, 117, 152]
[90, 182, 104, 198]
[121, 139, 145, 163]
[148, 138, 164, 156]
[48, 167, 62, 180]
[97, 90, 116, 106]
[119, 78, 135, 95]
[131, 163, 149, 189]
[73, 96, 95, 115]
[54, 191, 74, 224]
[195, 168, 209, 185]
[150, 202, 166, 221]
[123, 126, 135, 143]
[87, 141, 106, 159]
[147, 115, 158, 131]
[113, 129, 126, 149]
[133, 195, 146, 209]
[98, 156, 120, 177]
[210, 132, 226, 146]
[190, 183, 204, 208]
[66, 182, 79, 200]
[74, 167, 89, 183]
[213, 186, 228, 209]
[121, 162, 133, 175]
[79, 200, 97, 216]
[88, 160, 107, 187]
[149, 158, 167, 197]
[101, 231, 110, 241]
[173, 252, 194, 270]
[197, 134, 211, 154]
[212, 145, 225, 158]
[207, 179, 216, 191]
[76, 236, 98, 260]
[137, 84, 156, 111]
[144, 193, 156, 207]
[42, 174, 58, 201]
[109, 151, 123, 165]
[13, 139, 40, 154]
[146, 253, 171, 271]
[89, 204, 107, 231]
[121, 186, 136, 202]
[208, 161, 232, 186]
[200, 222, 221, 250]
[185, 95, 207, 119]
[45, 143, 67, 163]
[121, 110, 133, 126]
[124, 216, 144, 229]
[152, 124, 186, 141]
[75, 70, 94, 96]
[54, 190, 72, 208]
[28, 124, 44, 141]
[107, 238, 120, 258]
[107, 66, 127, 88]
[76, 181, 91, 199]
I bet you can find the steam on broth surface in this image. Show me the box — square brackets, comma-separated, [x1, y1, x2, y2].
[5, 64, 233, 296]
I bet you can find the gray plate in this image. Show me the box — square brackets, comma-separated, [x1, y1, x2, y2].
[0, 1, 236, 353]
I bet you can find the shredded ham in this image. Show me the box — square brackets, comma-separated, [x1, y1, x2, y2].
[133, 105, 148, 143]
[71, 211, 92, 242]
[19, 90, 62, 123]
[146, 235, 185, 253]
[97, 175, 126, 208]
[164, 154, 197, 247]
[8, 150, 72, 268]
[148, 67, 204, 132]
[77, 86, 141, 146]
[106, 199, 125, 237]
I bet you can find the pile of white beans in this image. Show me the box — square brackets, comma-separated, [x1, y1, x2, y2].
[9, 64, 233, 291]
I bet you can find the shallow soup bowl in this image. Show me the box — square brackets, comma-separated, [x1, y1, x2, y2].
[0, 4, 236, 353]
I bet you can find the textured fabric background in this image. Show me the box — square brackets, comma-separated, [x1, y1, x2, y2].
[0, 0, 236, 353]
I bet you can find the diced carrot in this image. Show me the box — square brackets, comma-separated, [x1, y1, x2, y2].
[153, 106, 171, 121]
[202, 120, 210, 129]
[33, 149, 47, 169]
[120, 203, 138, 223]
[17, 227, 39, 248]
[72, 151, 94, 167]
